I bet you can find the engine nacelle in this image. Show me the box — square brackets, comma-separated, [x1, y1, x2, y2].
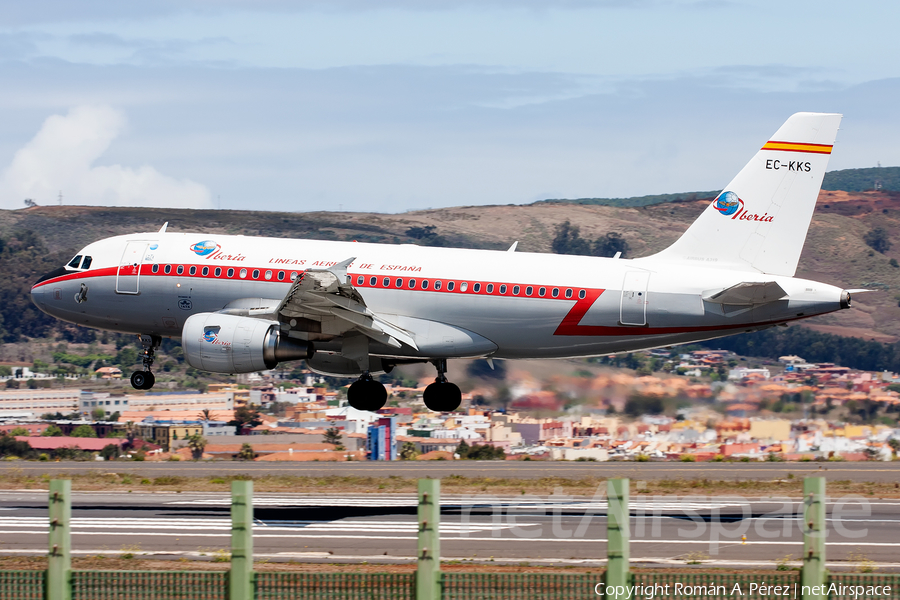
[306, 353, 392, 377]
[183, 313, 313, 373]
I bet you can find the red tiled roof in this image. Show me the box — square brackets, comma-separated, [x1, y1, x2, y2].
[16, 436, 124, 451]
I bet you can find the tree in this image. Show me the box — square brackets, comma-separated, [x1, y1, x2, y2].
[198, 408, 212, 421]
[236, 443, 255, 461]
[592, 232, 630, 258]
[465, 443, 506, 460]
[400, 441, 419, 460]
[228, 404, 262, 435]
[91, 407, 106, 421]
[186, 433, 208, 460]
[466, 359, 507, 381]
[323, 427, 343, 447]
[9, 427, 28, 437]
[864, 227, 892, 253]
[888, 438, 900, 457]
[551, 221, 591, 255]
[71, 424, 97, 438]
[41, 425, 63, 437]
[455, 439, 471, 459]
[100, 444, 120, 461]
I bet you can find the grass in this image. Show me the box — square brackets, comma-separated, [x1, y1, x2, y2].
[1, 470, 900, 497]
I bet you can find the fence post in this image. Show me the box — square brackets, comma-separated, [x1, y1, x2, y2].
[47, 479, 71, 600]
[605, 478, 630, 599]
[230, 480, 254, 600]
[417, 478, 441, 600]
[801, 477, 826, 600]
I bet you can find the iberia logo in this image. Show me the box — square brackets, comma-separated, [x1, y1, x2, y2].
[190, 240, 220, 257]
[201, 328, 231, 346]
[712, 191, 774, 223]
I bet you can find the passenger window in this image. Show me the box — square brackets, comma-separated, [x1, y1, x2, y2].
[460, 282, 468, 292]
[422, 280, 429, 289]
[357, 276, 364, 285]
[434, 281, 442, 290]
[370, 276, 377, 286]
[265, 270, 272, 280]
[473, 283, 481, 293]
[277, 271, 285, 281]
[189, 266, 197, 275]
[290, 272, 299, 281]
[215, 267, 222, 277]
[552, 288, 559, 297]
[239, 268, 247, 279]
[176, 265, 184, 275]
[164, 265, 172, 274]
[81, 256, 92, 269]
[200, 266, 208, 276]
[408, 279, 416, 288]
[499, 285, 507, 294]
[579, 289, 586, 299]
[539, 287, 546, 297]
[151, 264, 159, 274]
[565, 289, 573, 299]
[447, 281, 455, 291]
[486, 284, 494, 293]
[513, 285, 520, 295]
[252, 269, 260, 279]
[228, 268, 235, 277]
[383, 277, 390, 287]
[396, 278, 403, 288]
[68, 255, 82, 268]
[526, 286, 533, 296]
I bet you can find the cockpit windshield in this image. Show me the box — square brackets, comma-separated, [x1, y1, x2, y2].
[66, 255, 93, 270]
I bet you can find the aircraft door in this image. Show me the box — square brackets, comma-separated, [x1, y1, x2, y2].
[116, 241, 148, 294]
[620, 271, 650, 326]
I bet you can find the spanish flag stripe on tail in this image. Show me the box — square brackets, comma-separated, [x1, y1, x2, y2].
[761, 141, 833, 154]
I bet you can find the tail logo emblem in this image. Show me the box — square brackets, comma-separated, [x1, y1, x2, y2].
[714, 191, 743, 216]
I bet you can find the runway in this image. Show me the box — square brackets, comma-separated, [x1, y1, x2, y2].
[2, 460, 900, 482]
[1, 490, 898, 570]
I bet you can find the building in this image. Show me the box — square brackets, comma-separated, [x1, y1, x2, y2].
[0, 389, 81, 419]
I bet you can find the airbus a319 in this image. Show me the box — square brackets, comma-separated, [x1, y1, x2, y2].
[32, 112, 857, 413]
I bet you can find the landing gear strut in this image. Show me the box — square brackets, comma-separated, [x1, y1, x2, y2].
[130, 334, 160, 390]
[347, 372, 388, 412]
[423, 359, 461, 412]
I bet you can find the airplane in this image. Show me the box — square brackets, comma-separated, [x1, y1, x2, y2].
[32, 112, 855, 413]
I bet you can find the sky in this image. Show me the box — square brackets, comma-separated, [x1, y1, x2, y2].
[0, 1, 898, 212]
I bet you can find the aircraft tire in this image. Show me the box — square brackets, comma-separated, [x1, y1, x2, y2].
[130, 371, 154, 390]
[347, 379, 388, 412]
[423, 381, 462, 412]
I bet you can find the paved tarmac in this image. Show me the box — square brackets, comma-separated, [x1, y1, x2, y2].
[1, 490, 897, 570]
[2, 460, 900, 483]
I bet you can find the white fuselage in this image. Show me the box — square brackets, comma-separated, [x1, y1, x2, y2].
[31, 231, 846, 361]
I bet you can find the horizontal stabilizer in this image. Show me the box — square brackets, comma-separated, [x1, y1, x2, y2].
[704, 281, 787, 305]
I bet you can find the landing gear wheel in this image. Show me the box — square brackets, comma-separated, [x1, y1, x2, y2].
[130, 371, 154, 390]
[347, 373, 388, 412]
[423, 381, 462, 412]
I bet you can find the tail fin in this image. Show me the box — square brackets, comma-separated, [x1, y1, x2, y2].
[649, 112, 842, 276]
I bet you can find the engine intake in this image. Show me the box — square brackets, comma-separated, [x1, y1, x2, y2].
[183, 313, 313, 374]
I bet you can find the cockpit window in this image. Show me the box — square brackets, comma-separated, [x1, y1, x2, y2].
[67, 255, 83, 269]
[80, 256, 92, 270]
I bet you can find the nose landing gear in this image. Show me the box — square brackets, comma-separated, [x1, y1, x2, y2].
[423, 359, 461, 412]
[347, 372, 388, 412]
[130, 334, 160, 390]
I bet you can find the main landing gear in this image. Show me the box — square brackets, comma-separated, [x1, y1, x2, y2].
[130, 334, 160, 390]
[347, 372, 388, 412]
[423, 359, 461, 412]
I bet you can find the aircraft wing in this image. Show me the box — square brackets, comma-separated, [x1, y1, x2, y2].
[273, 257, 419, 350]
[703, 281, 787, 305]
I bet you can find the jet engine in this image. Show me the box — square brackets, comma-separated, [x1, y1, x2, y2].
[182, 313, 313, 373]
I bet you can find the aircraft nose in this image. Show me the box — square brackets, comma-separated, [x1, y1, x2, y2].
[31, 266, 67, 312]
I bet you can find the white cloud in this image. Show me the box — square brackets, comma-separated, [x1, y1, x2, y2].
[0, 105, 211, 209]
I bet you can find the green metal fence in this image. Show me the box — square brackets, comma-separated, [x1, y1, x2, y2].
[70, 571, 228, 600]
[442, 572, 597, 599]
[0, 570, 44, 600]
[2, 477, 898, 600]
[255, 572, 415, 600]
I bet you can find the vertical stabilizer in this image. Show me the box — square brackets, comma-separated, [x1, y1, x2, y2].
[648, 112, 842, 276]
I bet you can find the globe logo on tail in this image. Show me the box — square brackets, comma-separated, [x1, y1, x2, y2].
[713, 191, 743, 216]
[190, 240, 219, 257]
